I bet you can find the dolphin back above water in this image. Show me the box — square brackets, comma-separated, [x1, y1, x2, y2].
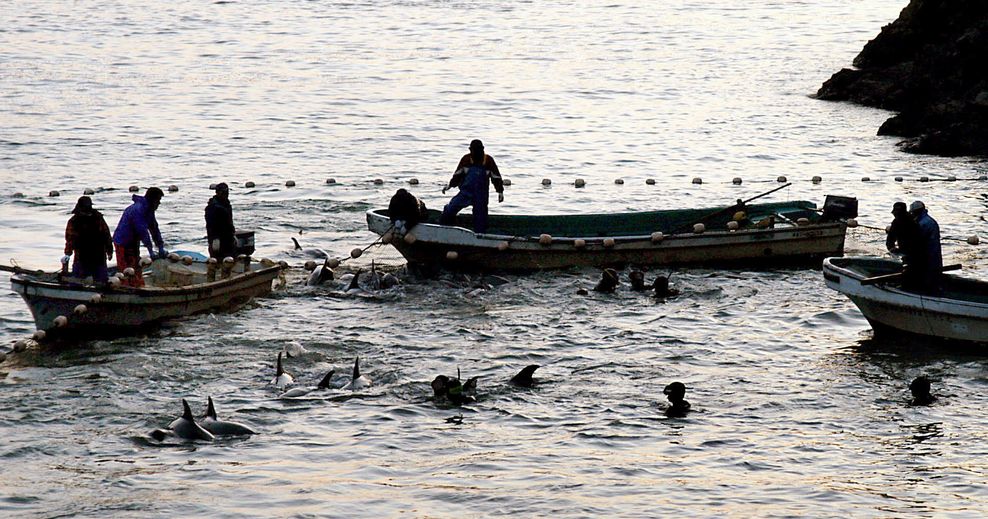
[342, 357, 372, 390]
[509, 365, 541, 388]
[270, 351, 295, 389]
[201, 396, 257, 436]
[152, 399, 215, 442]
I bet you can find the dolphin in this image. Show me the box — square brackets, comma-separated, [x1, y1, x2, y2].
[306, 257, 335, 286]
[345, 268, 363, 292]
[509, 365, 540, 388]
[342, 357, 372, 390]
[431, 369, 479, 405]
[280, 369, 337, 398]
[270, 352, 295, 389]
[201, 396, 257, 436]
[154, 399, 215, 441]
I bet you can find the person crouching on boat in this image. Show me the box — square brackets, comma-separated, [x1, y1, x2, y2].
[388, 188, 428, 236]
[113, 187, 167, 288]
[886, 201, 924, 276]
[439, 139, 505, 233]
[205, 182, 236, 260]
[909, 200, 943, 294]
[62, 196, 113, 284]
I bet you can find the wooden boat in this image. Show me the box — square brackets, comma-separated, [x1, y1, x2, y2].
[823, 256, 988, 344]
[5, 256, 283, 335]
[367, 195, 854, 272]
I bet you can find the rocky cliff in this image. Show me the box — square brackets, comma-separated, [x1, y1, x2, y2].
[816, 0, 988, 157]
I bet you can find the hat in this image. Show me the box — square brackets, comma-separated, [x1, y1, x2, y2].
[909, 200, 925, 213]
[215, 182, 229, 193]
[891, 201, 907, 214]
[72, 196, 94, 214]
[469, 139, 484, 150]
[145, 187, 165, 201]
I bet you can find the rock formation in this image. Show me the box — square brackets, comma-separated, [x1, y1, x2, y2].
[816, 0, 988, 157]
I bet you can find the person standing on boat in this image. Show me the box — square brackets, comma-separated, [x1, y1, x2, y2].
[113, 187, 167, 287]
[439, 139, 505, 233]
[886, 202, 923, 261]
[909, 200, 943, 293]
[62, 196, 113, 284]
[205, 182, 236, 260]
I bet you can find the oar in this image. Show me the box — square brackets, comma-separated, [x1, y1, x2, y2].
[860, 263, 961, 286]
[671, 183, 793, 234]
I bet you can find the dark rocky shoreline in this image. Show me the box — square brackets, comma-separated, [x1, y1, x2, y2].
[816, 0, 988, 157]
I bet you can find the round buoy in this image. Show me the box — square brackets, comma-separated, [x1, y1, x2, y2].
[168, 185, 179, 192]
[32, 330, 46, 341]
[128, 185, 139, 192]
[373, 179, 384, 185]
[207, 257, 218, 265]
[646, 178, 656, 185]
[732, 177, 742, 185]
[108, 277, 122, 288]
[53, 315, 68, 328]
[811, 176, 822, 184]
[602, 238, 615, 248]
[733, 211, 746, 221]
[979, 175, 987, 181]
[326, 178, 336, 184]
[139, 257, 152, 267]
[49, 190, 60, 197]
[15, 339, 30, 352]
[847, 219, 859, 228]
[497, 241, 510, 251]
[919, 176, 929, 182]
[727, 221, 739, 231]
[574, 179, 586, 188]
[947, 175, 957, 182]
[285, 180, 296, 187]
[223, 256, 235, 265]
[968, 235, 980, 245]
[167, 252, 180, 262]
[797, 217, 810, 226]
[73, 304, 88, 316]
[503, 179, 512, 186]
[181, 256, 193, 265]
[350, 248, 363, 259]
[542, 178, 551, 186]
[861, 177, 870, 182]
[573, 239, 586, 249]
[13, 192, 24, 198]
[692, 177, 702, 185]
[304, 260, 317, 271]
[894, 176, 903, 182]
[123, 267, 136, 277]
[327, 258, 341, 269]
[539, 234, 552, 246]
[446, 251, 458, 261]
[614, 179, 624, 185]
[409, 178, 419, 185]
[693, 223, 706, 234]
[245, 181, 255, 188]
[278, 260, 289, 269]
[777, 176, 787, 183]
[89, 293, 102, 304]
[404, 233, 417, 244]
[83, 188, 95, 195]
[650, 232, 664, 244]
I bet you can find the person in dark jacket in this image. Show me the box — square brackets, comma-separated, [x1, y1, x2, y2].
[388, 188, 428, 235]
[205, 182, 236, 260]
[909, 200, 943, 293]
[439, 139, 505, 233]
[113, 187, 166, 287]
[62, 196, 113, 283]
[886, 202, 923, 260]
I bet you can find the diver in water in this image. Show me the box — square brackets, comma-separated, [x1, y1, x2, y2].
[663, 381, 691, 417]
[909, 375, 936, 406]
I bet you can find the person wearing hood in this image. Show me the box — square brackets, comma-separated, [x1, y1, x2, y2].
[112, 187, 166, 287]
[909, 200, 943, 293]
[62, 196, 113, 283]
[205, 182, 236, 260]
[439, 139, 505, 233]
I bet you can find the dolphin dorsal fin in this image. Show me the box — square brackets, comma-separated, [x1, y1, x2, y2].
[182, 399, 194, 420]
[276, 352, 284, 377]
[292, 237, 302, 250]
[510, 365, 540, 387]
[317, 370, 336, 389]
[347, 269, 362, 291]
[352, 357, 360, 379]
[206, 396, 217, 420]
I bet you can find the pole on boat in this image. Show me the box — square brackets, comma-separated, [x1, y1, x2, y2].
[672, 182, 793, 234]
[860, 263, 962, 286]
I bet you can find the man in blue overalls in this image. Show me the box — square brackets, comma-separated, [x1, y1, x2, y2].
[439, 139, 505, 233]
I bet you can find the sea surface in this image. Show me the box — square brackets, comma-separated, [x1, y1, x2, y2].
[2, 1, 988, 517]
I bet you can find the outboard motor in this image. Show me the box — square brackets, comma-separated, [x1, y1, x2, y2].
[821, 195, 858, 222]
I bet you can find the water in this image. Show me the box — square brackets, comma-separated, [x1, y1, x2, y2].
[2, 1, 988, 516]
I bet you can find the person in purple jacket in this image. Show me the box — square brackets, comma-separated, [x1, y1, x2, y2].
[113, 187, 167, 287]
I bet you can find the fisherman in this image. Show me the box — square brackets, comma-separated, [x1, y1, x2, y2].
[205, 182, 236, 260]
[113, 187, 167, 287]
[909, 200, 943, 293]
[388, 188, 428, 236]
[61, 196, 113, 283]
[439, 139, 505, 233]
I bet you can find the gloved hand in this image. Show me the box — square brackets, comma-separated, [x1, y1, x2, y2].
[498, 192, 504, 203]
[442, 186, 448, 194]
[61, 254, 71, 265]
[157, 248, 168, 259]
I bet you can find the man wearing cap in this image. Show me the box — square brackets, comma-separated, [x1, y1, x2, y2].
[886, 201, 922, 260]
[62, 196, 113, 284]
[439, 139, 505, 233]
[113, 187, 167, 287]
[205, 182, 236, 260]
[909, 200, 943, 292]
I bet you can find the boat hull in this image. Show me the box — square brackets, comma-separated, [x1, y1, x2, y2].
[823, 256, 988, 345]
